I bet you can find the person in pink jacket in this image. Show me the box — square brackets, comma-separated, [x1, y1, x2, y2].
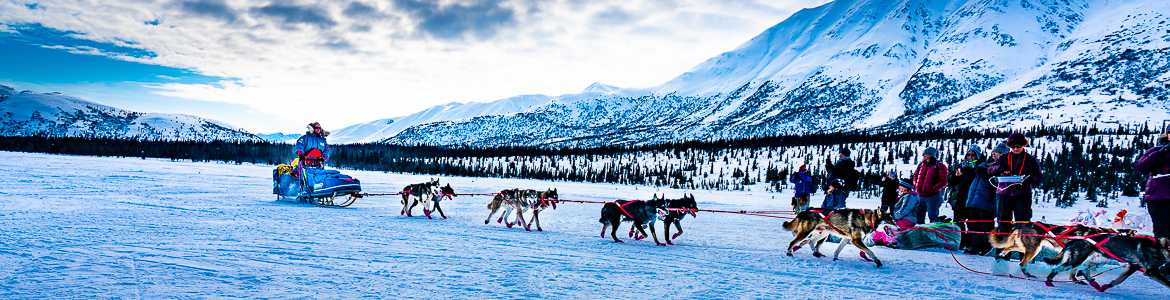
[913, 146, 948, 223]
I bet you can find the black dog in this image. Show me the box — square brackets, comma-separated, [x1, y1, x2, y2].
[655, 194, 698, 245]
[1043, 234, 1170, 292]
[599, 198, 666, 245]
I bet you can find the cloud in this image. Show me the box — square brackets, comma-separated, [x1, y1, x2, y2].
[249, 3, 337, 30]
[393, 0, 519, 40]
[343, 1, 387, 21]
[0, 0, 829, 133]
[178, 0, 240, 23]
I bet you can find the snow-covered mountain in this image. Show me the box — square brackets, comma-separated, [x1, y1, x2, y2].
[0, 85, 262, 142]
[254, 132, 300, 143]
[387, 0, 1170, 148]
[329, 83, 622, 144]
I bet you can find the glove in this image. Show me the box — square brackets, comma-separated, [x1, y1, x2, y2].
[1021, 176, 1035, 187]
[298, 154, 306, 161]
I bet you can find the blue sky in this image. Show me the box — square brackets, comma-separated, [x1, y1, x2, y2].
[0, 0, 826, 134]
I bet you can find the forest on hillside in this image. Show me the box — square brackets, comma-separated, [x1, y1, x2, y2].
[2, 124, 1164, 208]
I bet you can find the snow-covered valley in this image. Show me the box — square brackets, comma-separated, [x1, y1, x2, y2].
[1, 151, 1166, 298]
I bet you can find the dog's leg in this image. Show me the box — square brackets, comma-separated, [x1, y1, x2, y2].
[850, 236, 881, 268]
[434, 201, 447, 219]
[400, 194, 408, 215]
[647, 221, 665, 246]
[422, 195, 433, 219]
[1098, 265, 1140, 292]
[831, 236, 851, 261]
[527, 210, 542, 231]
[516, 207, 529, 232]
[503, 205, 515, 227]
[1018, 245, 1043, 278]
[610, 221, 623, 243]
[664, 220, 674, 245]
[601, 223, 609, 238]
[812, 232, 829, 258]
[485, 204, 498, 225]
[407, 196, 420, 217]
[672, 221, 684, 239]
[787, 229, 812, 256]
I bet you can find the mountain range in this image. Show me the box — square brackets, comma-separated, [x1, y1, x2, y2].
[382, 0, 1170, 148]
[0, 84, 261, 142]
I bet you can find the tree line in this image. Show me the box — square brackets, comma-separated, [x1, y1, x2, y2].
[1, 123, 1163, 209]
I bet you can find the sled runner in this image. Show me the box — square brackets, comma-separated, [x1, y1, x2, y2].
[272, 158, 362, 207]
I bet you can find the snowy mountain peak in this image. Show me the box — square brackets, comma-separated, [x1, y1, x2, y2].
[0, 84, 13, 96]
[385, 0, 1170, 148]
[0, 86, 262, 142]
[582, 82, 620, 93]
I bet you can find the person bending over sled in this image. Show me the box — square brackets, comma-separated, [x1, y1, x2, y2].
[295, 122, 330, 168]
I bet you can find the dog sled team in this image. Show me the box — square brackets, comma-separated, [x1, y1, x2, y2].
[276, 122, 1170, 293]
[780, 130, 1170, 293]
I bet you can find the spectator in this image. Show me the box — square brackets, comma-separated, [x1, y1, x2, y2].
[965, 143, 1008, 255]
[880, 171, 900, 213]
[821, 148, 856, 210]
[949, 145, 981, 252]
[790, 165, 814, 212]
[913, 146, 949, 223]
[988, 133, 1044, 230]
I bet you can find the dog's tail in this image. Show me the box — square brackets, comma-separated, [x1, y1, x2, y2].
[988, 226, 1014, 248]
[782, 220, 797, 231]
[1043, 246, 1068, 265]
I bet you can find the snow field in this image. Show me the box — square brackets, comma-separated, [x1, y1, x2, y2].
[0, 151, 1166, 299]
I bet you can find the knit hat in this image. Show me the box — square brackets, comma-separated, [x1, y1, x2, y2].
[1006, 132, 1029, 147]
[993, 142, 1010, 154]
[923, 146, 939, 158]
[899, 179, 915, 190]
[966, 145, 983, 160]
[839, 147, 851, 157]
[887, 170, 897, 178]
[798, 165, 807, 172]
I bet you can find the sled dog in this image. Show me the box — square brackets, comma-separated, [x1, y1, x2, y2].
[1042, 234, 1170, 292]
[782, 209, 894, 268]
[600, 198, 666, 245]
[988, 222, 1130, 277]
[401, 178, 443, 219]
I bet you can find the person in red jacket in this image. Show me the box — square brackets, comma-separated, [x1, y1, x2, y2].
[987, 133, 1044, 230]
[913, 146, 948, 223]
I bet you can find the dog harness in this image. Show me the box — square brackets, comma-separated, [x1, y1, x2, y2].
[1078, 233, 1163, 273]
[611, 200, 638, 219]
[808, 209, 849, 235]
[1034, 223, 1078, 247]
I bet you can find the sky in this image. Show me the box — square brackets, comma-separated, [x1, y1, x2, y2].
[0, 0, 829, 134]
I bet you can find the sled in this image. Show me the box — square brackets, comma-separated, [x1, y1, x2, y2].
[272, 161, 362, 207]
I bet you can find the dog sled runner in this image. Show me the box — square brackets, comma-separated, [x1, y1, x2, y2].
[272, 159, 362, 207]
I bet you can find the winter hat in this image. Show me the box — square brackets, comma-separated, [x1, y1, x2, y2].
[887, 170, 897, 178]
[993, 142, 1010, 154]
[899, 179, 915, 190]
[307, 122, 321, 130]
[923, 147, 939, 158]
[1006, 132, 1029, 147]
[967, 145, 983, 160]
[839, 147, 851, 157]
[798, 165, 807, 172]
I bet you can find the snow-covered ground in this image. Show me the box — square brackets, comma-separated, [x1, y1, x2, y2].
[1, 151, 1166, 299]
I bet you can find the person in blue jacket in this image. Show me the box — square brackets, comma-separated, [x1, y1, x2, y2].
[295, 122, 330, 168]
[790, 165, 814, 212]
[964, 142, 1009, 255]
